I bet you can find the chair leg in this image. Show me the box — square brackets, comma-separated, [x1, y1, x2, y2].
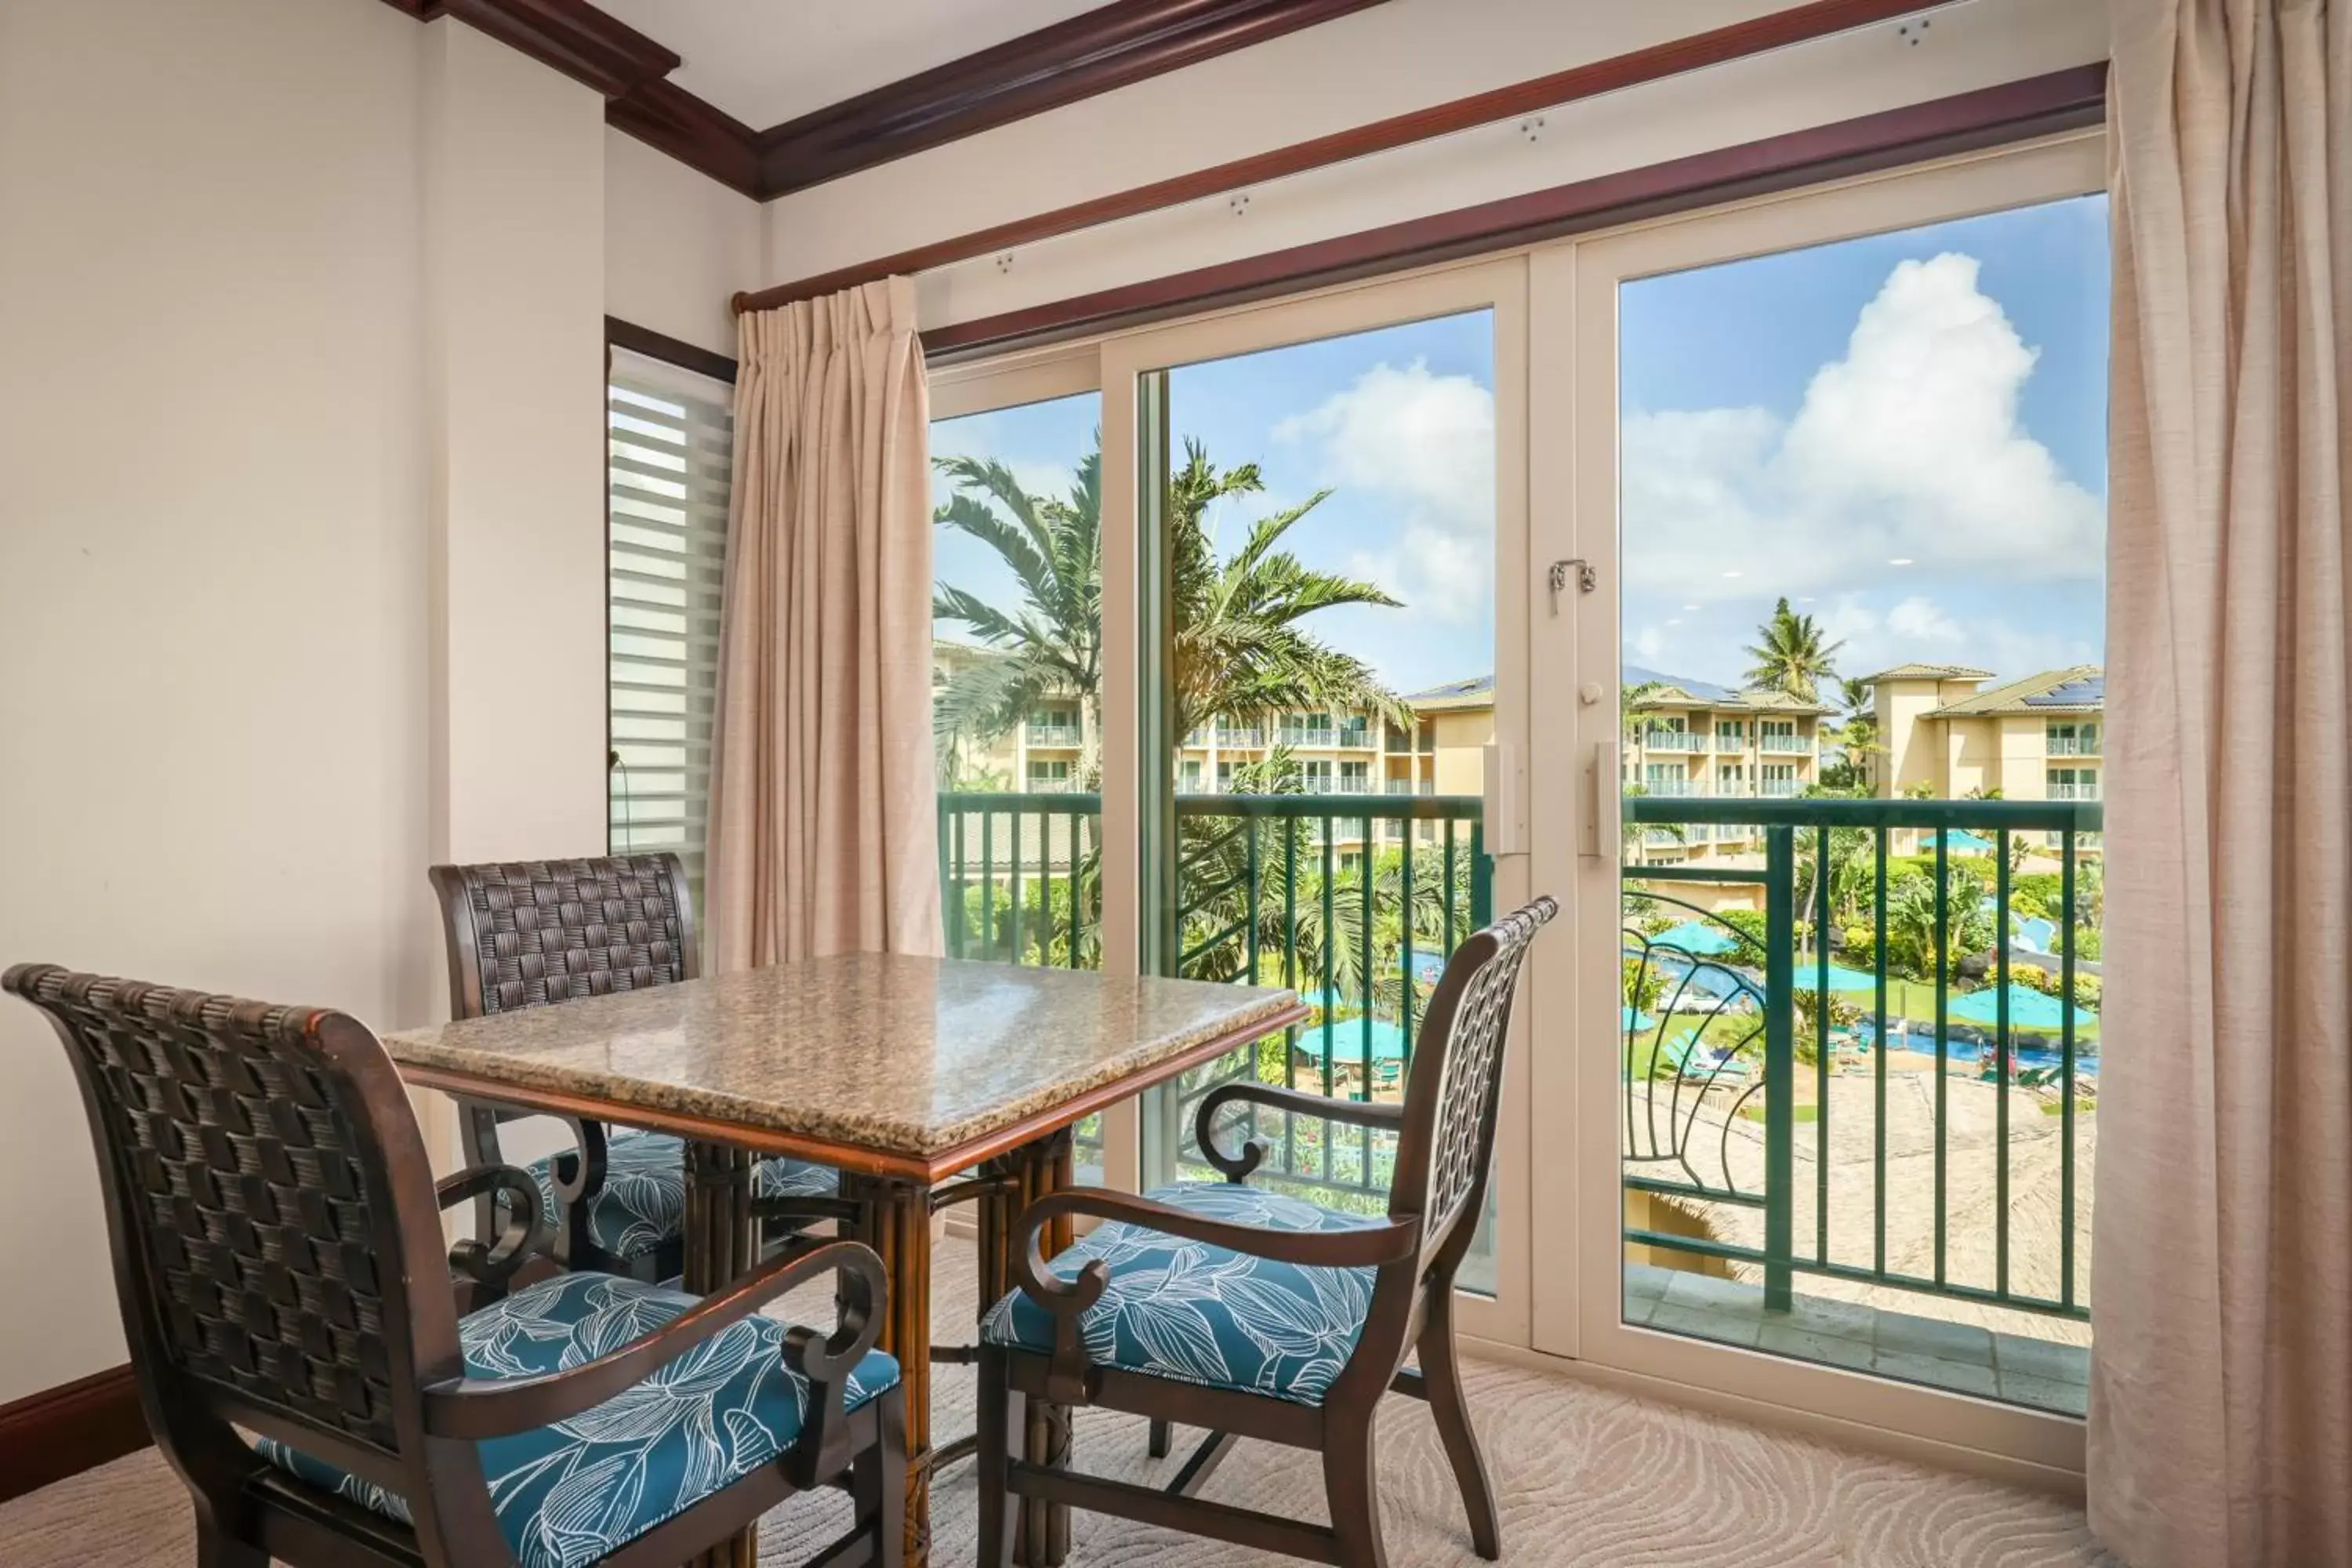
[1322, 1406, 1389, 1568]
[976, 1348, 1023, 1568]
[1421, 1294, 1501, 1559]
[194, 1522, 264, 1568]
[1148, 1417, 1173, 1458]
[863, 1386, 908, 1568]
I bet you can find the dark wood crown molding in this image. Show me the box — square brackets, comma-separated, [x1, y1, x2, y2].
[380, 0, 1388, 202]
[753, 0, 1391, 199]
[920, 64, 2109, 360]
[732, 0, 1960, 315]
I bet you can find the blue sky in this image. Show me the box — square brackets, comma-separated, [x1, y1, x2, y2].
[1620, 194, 2109, 691]
[931, 191, 2108, 706]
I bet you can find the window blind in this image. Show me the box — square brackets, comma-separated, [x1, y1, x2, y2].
[607, 346, 733, 902]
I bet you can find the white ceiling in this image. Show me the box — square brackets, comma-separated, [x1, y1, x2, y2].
[598, 0, 1116, 129]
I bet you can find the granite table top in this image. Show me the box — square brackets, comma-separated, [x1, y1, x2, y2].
[384, 953, 1303, 1179]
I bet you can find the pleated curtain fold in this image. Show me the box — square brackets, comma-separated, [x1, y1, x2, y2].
[2093, 3, 2350, 1563]
[706, 278, 942, 967]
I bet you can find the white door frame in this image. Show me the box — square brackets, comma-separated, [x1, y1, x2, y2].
[1524, 129, 2107, 1475]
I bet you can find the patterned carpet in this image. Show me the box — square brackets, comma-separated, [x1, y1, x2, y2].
[0, 1235, 2118, 1568]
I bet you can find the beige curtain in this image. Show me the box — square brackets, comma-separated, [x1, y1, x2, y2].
[2093, 4, 2350, 1564]
[706, 278, 942, 967]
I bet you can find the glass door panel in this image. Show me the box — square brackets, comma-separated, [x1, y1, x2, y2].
[1104, 263, 1530, 1330]
[928, 380, 1106, 1175]
[1533, 135, 2107, 1461]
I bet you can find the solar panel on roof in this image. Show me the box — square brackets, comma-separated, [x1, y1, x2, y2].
[2027, 677, 2105, 706]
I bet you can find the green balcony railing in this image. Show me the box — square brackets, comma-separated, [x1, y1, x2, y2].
[1622, 795, 2100, 1323]
[933, 789, 1492, 1213]
[1168, 792, 1490, 1213]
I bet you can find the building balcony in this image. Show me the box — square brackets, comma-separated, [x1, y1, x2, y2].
[1213, 727, 1264, 747]
[1759, 733, 1808, 753]
[2047, 782, 2101, 800]
[2046, 735, 2101, 757]
[1644, 731, 1704, 753]
[1025, 725, 1083, 749]
[1643, 779, 1701, 797]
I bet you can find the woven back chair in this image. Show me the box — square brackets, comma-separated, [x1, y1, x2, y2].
[975, 896, 1556, 1568]
[4, 964, 902, 1568]
[429, 855, 844, 1285]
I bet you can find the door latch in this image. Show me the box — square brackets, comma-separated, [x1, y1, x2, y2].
[1548, 557, 1597, 615]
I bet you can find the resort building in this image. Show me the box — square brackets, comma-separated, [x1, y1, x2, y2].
[1618, 666, 1830, 865]
[1867, 662, 2105, 804]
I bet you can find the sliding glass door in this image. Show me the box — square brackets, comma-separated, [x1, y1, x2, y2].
[921, 129, 2113, 1471]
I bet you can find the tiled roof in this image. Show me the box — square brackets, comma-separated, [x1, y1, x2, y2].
[1927, 665, 2105, 717]
[1625, 663, 1828, 715]
[1859, 661, 1996, 682]
[1406, 673, 1494, 703]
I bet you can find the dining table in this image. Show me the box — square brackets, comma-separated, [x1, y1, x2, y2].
[383, 951, 1307, 1568]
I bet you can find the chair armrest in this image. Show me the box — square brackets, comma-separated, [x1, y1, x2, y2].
[435, 1164, 546, 1290]
[420, 1236, 887, 1454]
[1009, 1189, 1418, 1403]
[1193, 1081, 1405, 1181]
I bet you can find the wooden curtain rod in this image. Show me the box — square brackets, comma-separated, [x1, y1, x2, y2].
[731, 0, 1952, 316]
[917, 64, 2107, 361]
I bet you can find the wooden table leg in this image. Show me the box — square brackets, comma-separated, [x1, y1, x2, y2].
[1010, 1129, 1075, 1568]
[857, 1174, 936, 1568]
[684, 1142, 759, 1568]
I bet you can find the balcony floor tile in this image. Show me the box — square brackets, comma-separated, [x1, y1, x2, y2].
[1996, 1370, 2089, 1416]
[1621, 1263, 2086, 1415]
[1759, 1323, 1875, 1371]
[1875, 1312, 1996, 1363]
[1992, 1331, 2090, 1385]
[1649, 1302, 1764, 1348]
[1873, 1348, 2002, 1399]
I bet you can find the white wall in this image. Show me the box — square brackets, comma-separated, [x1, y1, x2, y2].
[0, 0, 435, 1403]
[758, 0, 2106, 332]
[0, 0, 752, 1406]
[606, 129, 764, 360]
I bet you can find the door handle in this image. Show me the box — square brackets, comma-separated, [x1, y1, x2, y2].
[1582, 740, 1619, 863]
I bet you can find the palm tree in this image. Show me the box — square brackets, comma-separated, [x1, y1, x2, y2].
[1162, 441, 1410, 740]
[931, 452, 1102, 769]
[1743, 597, 1845, 703]
[931, 440, 1408, 772]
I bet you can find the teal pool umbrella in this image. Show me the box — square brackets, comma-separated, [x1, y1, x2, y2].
[1647, 919, 1742, 956]
[1793, 961, 1882, 995]
[1949, 983, 2096, 1030]
[1301, 1015, 1414, 1062]
[1937, 829, 1994, 855]
[1621, 1006, 1658, 1032]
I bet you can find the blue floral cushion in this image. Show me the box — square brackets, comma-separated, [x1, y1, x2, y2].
[979, 1181, 1381, 1406]
[255, 1272, 897, 1568]
[518, 1131, 839, 1261]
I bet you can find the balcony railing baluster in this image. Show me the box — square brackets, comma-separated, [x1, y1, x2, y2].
[1621, 794, 2100, 1327]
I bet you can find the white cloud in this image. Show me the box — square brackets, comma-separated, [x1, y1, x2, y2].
[1275, 360, 1496, 621]
[1621, 252, 2103, 601]
[1816, 591, 2096, 681]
